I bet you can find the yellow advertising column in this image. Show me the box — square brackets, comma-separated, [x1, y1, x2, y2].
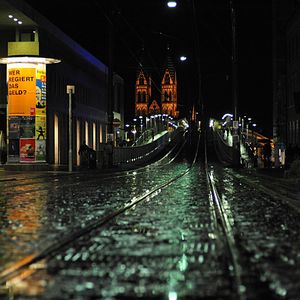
[0, 57, 60, 165]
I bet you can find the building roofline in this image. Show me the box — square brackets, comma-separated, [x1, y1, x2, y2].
[4, 0, 108, 73]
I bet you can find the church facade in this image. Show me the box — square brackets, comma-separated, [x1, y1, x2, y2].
[135, 51, 179, 118]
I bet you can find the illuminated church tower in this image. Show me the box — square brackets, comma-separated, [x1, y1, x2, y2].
[135, 69, 151, 116]
[134, 46, 179, 118]
[161, 47, 178, 118]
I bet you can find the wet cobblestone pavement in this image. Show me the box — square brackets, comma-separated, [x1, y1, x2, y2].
[0, 161, 187, 267]
[1, 148, 300, 299]
[38, 167, 231, 300]
[218, 167, 300, 299]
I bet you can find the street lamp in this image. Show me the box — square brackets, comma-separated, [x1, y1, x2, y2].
[66, 85, 75, 172]
[146, 117, 150, 129]
[167, 1, 177, 8]
[132, 126, 137, 142]
[125, 124, 130, 141]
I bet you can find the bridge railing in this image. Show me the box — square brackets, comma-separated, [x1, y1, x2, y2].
[96, 119, 186, 169]
[112, 127, 182, 168]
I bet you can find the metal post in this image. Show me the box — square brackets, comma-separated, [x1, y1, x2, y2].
[230, 0, 240, 167]
[67, 85, 75, 172]
[106, 0, 114, 162]
[68, 92, 72, 172]
[230, 0, 238, 122]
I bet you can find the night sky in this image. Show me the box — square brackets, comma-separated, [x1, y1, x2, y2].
[25, 0, 272, 136]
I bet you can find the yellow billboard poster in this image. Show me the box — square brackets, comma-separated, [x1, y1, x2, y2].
[8, 67, 36, 116]
[6, 62, 49, 163]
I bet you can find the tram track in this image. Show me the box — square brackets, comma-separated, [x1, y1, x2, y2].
[1, 127, 283, 299]
[0, 131, 194, 289]
[204, 134, 246, 300]
[206, 162, 300, 299]
[205, 125, 300, 299]
[0, 133, 187, 197]
[0, 128, 250, 299]
[232, 171, 300, 213]
[0, 129, 187, 186]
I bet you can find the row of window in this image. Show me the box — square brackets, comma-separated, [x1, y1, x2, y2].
[53, 112, 106, 165]
[288, 119, 300, 145]
[287, 30, 300, 64]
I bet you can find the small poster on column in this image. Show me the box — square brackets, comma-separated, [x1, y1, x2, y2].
[20, 116, 35, 138]
[36, 140, 46, 161]
[8, 116, 20, 139]
[20, 138, 35, 162]
[8, 139, 19, 162]
[35, 116, 46, 140]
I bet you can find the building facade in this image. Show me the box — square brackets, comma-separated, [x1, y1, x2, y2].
[134, 49, 179, 118]
[0, 0, 124, 167]
[272, 0, 300, 164]
[135, 69, 151, 116]
[161, 67, 178, 117]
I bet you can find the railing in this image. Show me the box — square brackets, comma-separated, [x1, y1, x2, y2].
[212, 127, 233, 165]
[131, 128, 153, 147]
[113, 128, 181, 167]
[97, 127, 183, 169]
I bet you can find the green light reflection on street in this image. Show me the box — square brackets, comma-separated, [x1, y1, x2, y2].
[168, 291, 178, 300]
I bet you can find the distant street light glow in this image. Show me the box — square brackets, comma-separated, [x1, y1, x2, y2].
[167, 1, 177, 8]
[180, 56, 187, 61]
[221, 113, 233, 120]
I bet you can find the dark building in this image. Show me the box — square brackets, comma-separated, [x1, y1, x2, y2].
[0, 0, 124, 167]
[273, 0, 300, 165]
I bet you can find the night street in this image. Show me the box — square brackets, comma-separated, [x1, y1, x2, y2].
[1, 0, 300, 299]
[1, 134, 300, 299]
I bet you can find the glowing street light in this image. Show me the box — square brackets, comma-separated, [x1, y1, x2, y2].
[167, 1, 177, 8]
[180, 55, 187, 61]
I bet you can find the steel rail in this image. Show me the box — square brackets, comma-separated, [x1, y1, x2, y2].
[0, 137, 186, 201]
[0, 130, 200, 287]
[204, 132, 246, 300]
[0, 131, 187, 196]
[230, 171, 300, 214]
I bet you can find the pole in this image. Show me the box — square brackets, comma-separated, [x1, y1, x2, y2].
[66, 85, 75, 172]
[107, 9, 113, 138]
[230, 0, 238, 121]
[230, 0, 240, 167]
[108, 0, 114, 129]
[68, 92, 72, 172]
[190, 0, 203, 120]
[107, 0, 114, 164]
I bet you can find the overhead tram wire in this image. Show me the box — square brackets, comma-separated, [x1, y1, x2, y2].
[114, 39, 163, 97]
[111, 4, 163, 77]
[91, 0, 164, 97]
[111, 4, 165, 97]
[201, 1, 232, 58]
[189, 0, 204, 118]
[188, 1, 234, 125]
